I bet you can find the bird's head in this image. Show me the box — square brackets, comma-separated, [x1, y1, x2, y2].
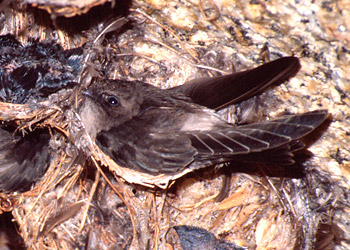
[79, 79, 142, 137]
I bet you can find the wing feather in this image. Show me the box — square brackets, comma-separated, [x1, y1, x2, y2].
[0, 127, 51, 192]
[96, 110, 328, 175]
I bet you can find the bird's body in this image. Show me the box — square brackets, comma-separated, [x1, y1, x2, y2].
[0, 126, 51, 192]
[80, 78, 328, 177]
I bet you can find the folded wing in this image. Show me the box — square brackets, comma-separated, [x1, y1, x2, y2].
[96, 110, 328, 175]
[190, 110, 328, 163]
[171, 56, 301, 110]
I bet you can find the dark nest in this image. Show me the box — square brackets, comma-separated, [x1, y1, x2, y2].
[0, 0, 349, 249]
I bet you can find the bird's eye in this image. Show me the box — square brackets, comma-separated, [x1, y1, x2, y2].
[102, 93, 120, 107]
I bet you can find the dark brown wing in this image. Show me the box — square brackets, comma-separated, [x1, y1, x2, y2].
[96, 110, 328, 175]
[171, 56, 301, 110]
[0, 127, 51, 192]
[96, 125, 196, 174]
[189, 110, 328, 165]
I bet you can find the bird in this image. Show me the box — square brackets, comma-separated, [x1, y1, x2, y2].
[79, 58, 328, 181]
[0, 34, 82, 192]
[0, 34, 82, 104]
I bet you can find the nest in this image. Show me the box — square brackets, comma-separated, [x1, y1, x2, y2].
[0, 0, 349, 249]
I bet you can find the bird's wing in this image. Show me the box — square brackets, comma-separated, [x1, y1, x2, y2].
[170, 56, 301, 110]
[188, 110, 328, 164]
[96, 110, 328, 175]
[96, 124, 197, 174]
[0, 128, 51, 192]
